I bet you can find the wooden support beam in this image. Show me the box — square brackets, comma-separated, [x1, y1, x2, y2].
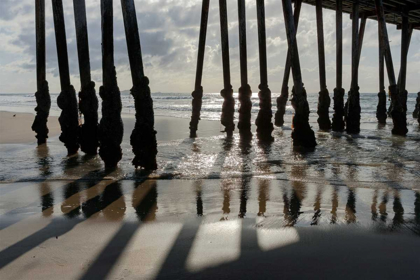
[52, 0, 79, 155]
[357, 14, 367, 65]
[73, 0, 99, 155]
[219, 0, 235, 136]
[332, 0, 345, 132]
[219, 0, 231, 91]
[36, 0, 46, 91]
[376, 20, 387, 124]
[121, 0, 144, 85]
[52, 0, 71, 90]
[398, 13, 409, 113]
[281, 0, 316, 148]
[275, 0, 301, 127]
[98, 0, 123, 168]
[316, 0, 327, 92]
[336, 0, 342, 89]
[397, 27, 413, 87]
[375, 0, 407, 136]
[316, 0, 331, 130]
[351, 1, 359, 91]
[73, 0, 91, 89]
[121, 0, 158, 170]
[257, 0, 268, 89]
[345, 0, 361, 134]
[101, 0, 115, 89]
[189, 0, 209, 137]
[255, 0, 273, 141]
[32, 0, 51, 145]
[237, 0, 252, 137]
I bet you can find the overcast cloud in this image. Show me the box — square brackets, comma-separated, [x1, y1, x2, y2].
[0, 0, 419, 95]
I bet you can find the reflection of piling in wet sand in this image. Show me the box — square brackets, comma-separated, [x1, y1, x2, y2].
[371, 190, 378, 221]
[311, 186, 323, 225]
[331, 186, 339, 224]
[391, 190, 404, 230]
[195, 180, 204, 217]
[345, 188, 356, 224]
[285, 165, 307, 226]
[379, 191, 389, 223]
[132, 180, 158, 222]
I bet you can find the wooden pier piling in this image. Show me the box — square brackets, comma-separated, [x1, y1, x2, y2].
[375, 0, 407, 136]
[345, 0, 361, 134]
[315, 0, 331, 131]
[376, 21, 387, 124]
[219, 0, 235, 137]
[190, 0, 210, 138]
[255, 0, 274, 141]
[275, 0, 302, 127]
[281, 0, 316, 148]
[332, 0, 345, 131]
[98, 0, 124, 168]
[121, 0, 158, 170]
[32, 0, 51, 145]
[73, 0, 99, 155]
[52, 0, 79, 155]
[237, 0, 253, 137]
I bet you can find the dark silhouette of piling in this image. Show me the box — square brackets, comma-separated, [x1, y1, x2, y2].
[281, 0, 316, 148]
[376, 21, 387, 124]
[73, 0, 99, 155]
[52, 0, 79, 155]
[315, 0, 331, 131]
[414, 92, 420, 124]
[345, 1, 362, 134]
[121, 0, 158, 170]
[237, 0, 252, 138]
[398, 13, 410, 114]
[190, 0, 210, 138]
[255, 0, 273, 141]
[98, 0, 123, 168]
[32, 0, 51, 145]
[375, 0, 407, 136]
[275, 0, 302, 127]
[219, 0, 235, 137]
[332, 0, 345, 131]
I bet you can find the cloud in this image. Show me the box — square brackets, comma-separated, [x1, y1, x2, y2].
[0, 0, 419, 95]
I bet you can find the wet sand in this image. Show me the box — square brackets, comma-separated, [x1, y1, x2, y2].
[0, 112, 61, 144]
[0, 179, 419, 279]
[1, 110, 420, 279]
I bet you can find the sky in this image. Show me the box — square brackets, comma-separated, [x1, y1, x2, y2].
[0, 0, 419, 95]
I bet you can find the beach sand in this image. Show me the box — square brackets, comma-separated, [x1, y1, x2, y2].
[1, 110, 420, 279]
[0, 112, 61, 144]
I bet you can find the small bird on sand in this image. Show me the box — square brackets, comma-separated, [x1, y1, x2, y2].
[13, 114, 16, 117]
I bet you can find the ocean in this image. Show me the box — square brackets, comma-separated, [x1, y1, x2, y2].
[1, 91, 418, 125]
